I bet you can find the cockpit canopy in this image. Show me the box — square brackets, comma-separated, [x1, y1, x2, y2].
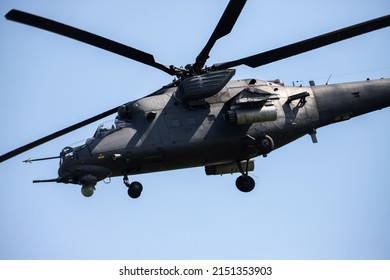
[60, 118, 131, 164]
[93, 119, 129, 138]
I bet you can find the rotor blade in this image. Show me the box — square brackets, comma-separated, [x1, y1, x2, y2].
[213, 14, 390, 70]
[195, 0, 247, 68]
[5, 9, 176, 75]
[0, 106, 118, 163]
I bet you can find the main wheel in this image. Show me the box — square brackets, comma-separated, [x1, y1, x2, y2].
[235, 175, 255, 193]
[127, 181, 143, 199]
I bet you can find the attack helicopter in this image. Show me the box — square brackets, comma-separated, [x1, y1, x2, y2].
[1, 0, 390, 199]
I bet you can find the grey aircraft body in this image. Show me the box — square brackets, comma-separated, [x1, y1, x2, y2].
[1, 0, 389, 198]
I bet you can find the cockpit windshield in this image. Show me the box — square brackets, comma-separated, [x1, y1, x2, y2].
[93, 119, 130, 138]
[60, 139, 89, 163]
[60, 118, 130, 164]
[70, 139, 88, 149]
[94, 119, 116, 138]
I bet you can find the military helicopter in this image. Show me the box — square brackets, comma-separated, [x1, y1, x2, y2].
[1, 0, 390, 199]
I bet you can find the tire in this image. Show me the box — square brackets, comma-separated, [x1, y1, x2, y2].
[235, 175, 255, 193]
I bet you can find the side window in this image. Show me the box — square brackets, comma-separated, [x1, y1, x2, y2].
[187, 117, 197, 125]
[171, 119, 181, 127]
[207, 114, 216, 122]
[167, 116, 197, 128]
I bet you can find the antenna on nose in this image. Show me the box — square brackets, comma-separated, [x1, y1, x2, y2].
[23, 156, 60, 163]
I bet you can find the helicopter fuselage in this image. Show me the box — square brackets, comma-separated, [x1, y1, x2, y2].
[57, 76, 390, 188]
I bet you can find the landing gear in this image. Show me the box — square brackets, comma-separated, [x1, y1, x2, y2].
[236, 175, 255, 192]
[235, 160, 255, 193]
[123, 175, 143, 199]
[127, 182, 143, 199]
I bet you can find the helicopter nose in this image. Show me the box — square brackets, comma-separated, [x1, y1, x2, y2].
[57, 167, 76, 184]
[58, 163, 112, 184]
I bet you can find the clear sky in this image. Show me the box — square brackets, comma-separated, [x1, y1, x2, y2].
[0, 0, 389, 260]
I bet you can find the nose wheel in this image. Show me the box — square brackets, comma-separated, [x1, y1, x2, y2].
[123, 175, 143, 199]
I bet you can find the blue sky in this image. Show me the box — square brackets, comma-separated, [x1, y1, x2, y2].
[0, 0, 389, 260]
